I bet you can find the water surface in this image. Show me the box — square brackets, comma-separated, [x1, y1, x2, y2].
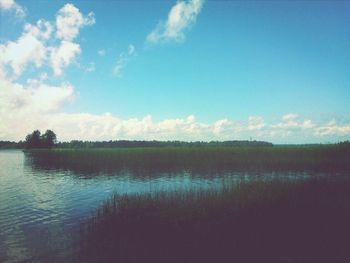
[0, 150, 343, 263]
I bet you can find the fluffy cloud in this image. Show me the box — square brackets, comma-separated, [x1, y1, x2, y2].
[24, 20, 53, 40]
[0, 0, 25, 17]
[248, 116, 265, 130]
[0, 2, 94, 140]
[147, 0, 204, 44]
[0, 20, 51, 76]
[273, 114, 314, 130]
[50, 40, 81, 76]
[56, 3, 95, 41]
[51, 4, 95, 75]
[314, 120, 350, 136]
[0, 79, 73, 115]
[112, 44, 136, 77]
[0, 3, 94, 78]
[0, 77, 74, 140]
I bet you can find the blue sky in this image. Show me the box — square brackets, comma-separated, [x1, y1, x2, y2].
[0, 0, 350, 143]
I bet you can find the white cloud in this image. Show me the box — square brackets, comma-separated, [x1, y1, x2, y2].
[42, 114, 212, 141]
[314, 120, 350, 136]
[256, 114, 315, 140]
[248, 116, 265, 130]
[1, 83, 350, 143]
[55, 3, 95, 41]
[26, 72, 48, 86]
[0, 20, 52, 76]
[24, 20, 53, 40]
[0, 78, 74, 114]
[0, 33, 46, 75]
[50, 40, 81, 76]
[0, 77, 74, 140]
[112, 44, 136, 77]
[273, 114, 314, 130]
[213, 119, 241, 137]
[48, 3, 95, 75]
[146, 0, 204, 44]
[0, 0, 25, 17]
[98, 49, 106, 56]
[0, 3, 94, 78]
[0, 2, 97, 140]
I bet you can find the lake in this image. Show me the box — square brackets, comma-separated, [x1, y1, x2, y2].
[0, 150, 346, 263]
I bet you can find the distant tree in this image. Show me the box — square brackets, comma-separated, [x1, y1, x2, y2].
[41, 130, 57, 149]
[0, 141, 21, 149]
[25, 130, 41, 149]
[24, 130, 57, 149]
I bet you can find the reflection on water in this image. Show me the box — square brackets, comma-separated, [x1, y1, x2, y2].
[0, 150, 346, 262]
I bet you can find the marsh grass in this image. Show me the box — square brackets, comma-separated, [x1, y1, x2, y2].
[79, 179, 350, 263]
[25, 144, 350, 262]
[26, 145, 350, 175]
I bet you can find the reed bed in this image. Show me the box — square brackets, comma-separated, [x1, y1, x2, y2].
[26, 145, 350, 175]
[79, 179, 350, 263]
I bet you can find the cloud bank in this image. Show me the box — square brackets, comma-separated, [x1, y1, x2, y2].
[1, 81, 350, 144]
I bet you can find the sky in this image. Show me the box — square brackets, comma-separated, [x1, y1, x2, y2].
[0, 0, 350, 143]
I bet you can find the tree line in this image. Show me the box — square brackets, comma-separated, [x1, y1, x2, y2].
[1, 131, 350, 149]
[0, 130, 275, 149]
[56, 140, 274, 148]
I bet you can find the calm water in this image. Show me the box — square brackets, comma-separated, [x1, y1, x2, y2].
[0, 150, 340, 263]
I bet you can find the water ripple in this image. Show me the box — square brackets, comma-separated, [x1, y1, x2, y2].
[0, 150, 343, 263]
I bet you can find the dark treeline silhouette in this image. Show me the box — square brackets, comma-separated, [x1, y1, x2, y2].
[1, 129, 349, 149]
[0, 141, 24, 149]
[56, 140, 274, 148]
[24, 130, 57, 149]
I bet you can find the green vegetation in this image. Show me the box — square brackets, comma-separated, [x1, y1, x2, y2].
[20, 136, 350, 262]
[24, 129, 57, 149]
[79, 179, 350, 263]
[26, 143, 350, 174]
[56, 139, 273, 148]
[0, 138, 272, 149]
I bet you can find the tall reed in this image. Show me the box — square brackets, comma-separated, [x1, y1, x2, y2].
[79, 179, 350, 263]
[26, 145, 350, 175]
